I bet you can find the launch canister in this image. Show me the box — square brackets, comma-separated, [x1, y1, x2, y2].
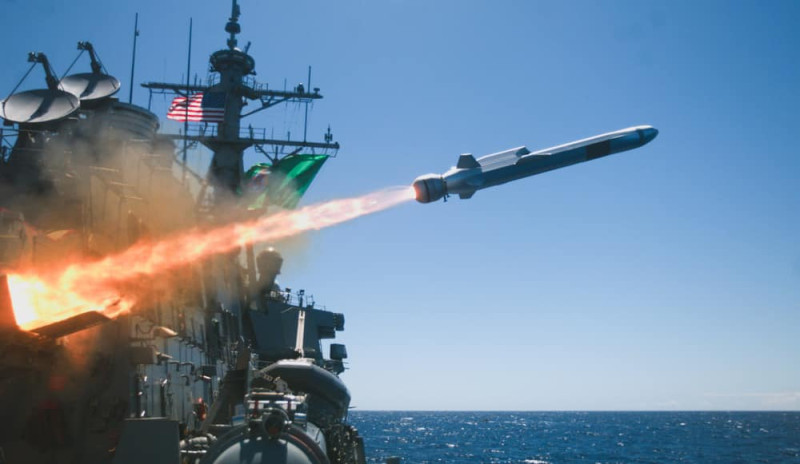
[412, 125, 658, 203]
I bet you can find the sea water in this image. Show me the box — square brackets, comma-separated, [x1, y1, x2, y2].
[349, 411, 800, 463]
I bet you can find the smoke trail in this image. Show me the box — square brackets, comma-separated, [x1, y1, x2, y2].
[8, 186, 416, 330]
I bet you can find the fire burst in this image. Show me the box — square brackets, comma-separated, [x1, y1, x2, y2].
[6, 186, 415, 331]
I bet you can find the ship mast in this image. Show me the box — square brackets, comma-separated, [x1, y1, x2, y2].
[141, 0, 339, 205]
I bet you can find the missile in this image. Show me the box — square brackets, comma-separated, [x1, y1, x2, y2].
[412, 125, 658, 203]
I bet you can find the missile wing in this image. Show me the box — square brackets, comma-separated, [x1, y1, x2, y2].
[412, 125, 658, 203]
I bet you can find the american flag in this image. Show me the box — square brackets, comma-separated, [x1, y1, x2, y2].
[166, 92, 225, 122]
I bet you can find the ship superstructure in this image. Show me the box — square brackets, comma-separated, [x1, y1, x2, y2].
[0, 2, 366, 463]
[141, 0, 338, 201]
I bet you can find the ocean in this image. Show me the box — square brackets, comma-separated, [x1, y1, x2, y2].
[349, 411, 800, 463]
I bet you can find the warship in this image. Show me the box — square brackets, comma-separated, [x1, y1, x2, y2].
[0, 3, 660, 463]
[0, 1, 371, 463]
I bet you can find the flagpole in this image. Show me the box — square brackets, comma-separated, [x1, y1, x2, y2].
[183, 18, 193, 167]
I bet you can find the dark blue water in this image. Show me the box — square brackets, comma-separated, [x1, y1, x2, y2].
[349, 411, 800, 463]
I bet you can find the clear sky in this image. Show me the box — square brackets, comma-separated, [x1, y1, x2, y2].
[2, 0, 798, 411]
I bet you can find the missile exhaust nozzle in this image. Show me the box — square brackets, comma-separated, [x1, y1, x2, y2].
[412, 174, 446, 203]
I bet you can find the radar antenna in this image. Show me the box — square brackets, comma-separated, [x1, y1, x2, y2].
[59, 42, 121, 101]
[28, 52, 60, 91]
[0, 52, 79, 124]
[78, 41, 104, 74]
[226, 0, 241, 50]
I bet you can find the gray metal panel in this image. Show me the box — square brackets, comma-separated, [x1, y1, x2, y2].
[103, 102, 160, 139]
[112, 418, 180, 464]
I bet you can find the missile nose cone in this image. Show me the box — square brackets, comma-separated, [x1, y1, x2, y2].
[641, 127, 658, 144]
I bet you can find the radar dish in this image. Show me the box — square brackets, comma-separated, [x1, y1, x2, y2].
[60, 72, 121, 101]
[0, 88, 80, 124]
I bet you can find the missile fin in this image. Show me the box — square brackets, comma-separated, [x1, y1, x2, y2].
[456, 154, 480, 169]
[459, 191, 475, 200]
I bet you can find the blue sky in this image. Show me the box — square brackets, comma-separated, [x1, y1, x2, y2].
[2, 1, 798, 410]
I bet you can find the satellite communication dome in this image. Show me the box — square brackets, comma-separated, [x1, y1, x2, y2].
[0, 88, 79, 124]
[60, 72, 121, 101]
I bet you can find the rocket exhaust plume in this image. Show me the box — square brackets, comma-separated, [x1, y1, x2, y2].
[5, 186, 415, 331]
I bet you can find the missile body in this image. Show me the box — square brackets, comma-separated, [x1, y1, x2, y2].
[412, 125, 658, 203]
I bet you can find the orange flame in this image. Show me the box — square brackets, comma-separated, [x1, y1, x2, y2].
[7, 186, 415, 331]
[7, 273, 131, 330]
